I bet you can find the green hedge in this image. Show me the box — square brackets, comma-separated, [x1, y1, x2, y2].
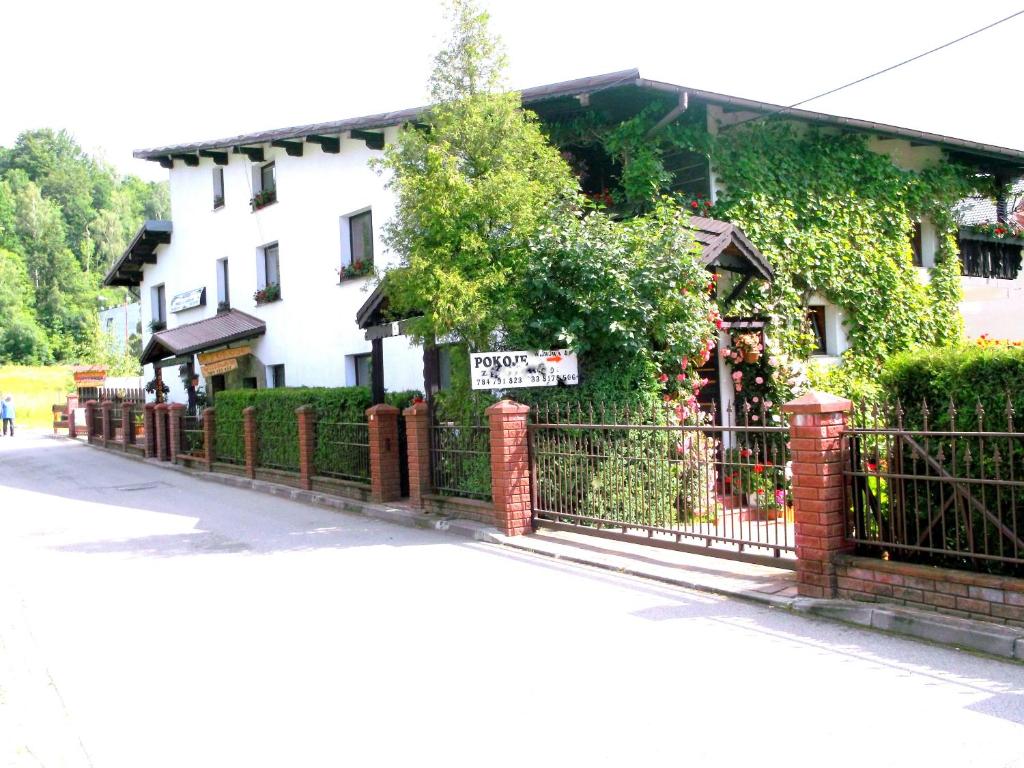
[881, 345, 1024, 430]
[212, 386, 423, 472]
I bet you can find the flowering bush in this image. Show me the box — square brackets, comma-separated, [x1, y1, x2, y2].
[973, 334, 1024, 349]
[966, 222, 1024, 240]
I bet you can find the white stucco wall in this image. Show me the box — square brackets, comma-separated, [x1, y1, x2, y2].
[138, 128, 425, 404]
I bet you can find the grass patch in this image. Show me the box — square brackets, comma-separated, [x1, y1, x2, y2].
[0, 365, 74, 429]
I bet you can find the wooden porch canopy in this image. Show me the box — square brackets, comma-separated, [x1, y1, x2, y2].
[141, 310, 266, 365]
[355, 278, 424, 405]
[102, 220, 172, 287]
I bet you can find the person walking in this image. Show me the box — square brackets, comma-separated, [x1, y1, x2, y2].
[2, 395, 15, 436]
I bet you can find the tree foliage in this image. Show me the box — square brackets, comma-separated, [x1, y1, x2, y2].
[0, 129, 168, 364]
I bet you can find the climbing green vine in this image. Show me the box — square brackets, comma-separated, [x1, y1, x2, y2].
[545, 109, 992, 396]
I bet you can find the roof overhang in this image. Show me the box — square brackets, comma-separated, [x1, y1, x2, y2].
[103, 220, 172, 287]
[689, 216, 774, 281]
[141, 310, 266, 365]
[134, 68, 1024, 177]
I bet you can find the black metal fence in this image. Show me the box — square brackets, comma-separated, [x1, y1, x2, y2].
[181, 414, 205, 456]
[430, 413, 492, 501]
[846, 399, 1024, 576]
[256, 414, 299, 472]
[108, 406, 123, 441]
[215, 414, 245, 465]
[529, 402, 794, 565]
[315, 420, 370, 482]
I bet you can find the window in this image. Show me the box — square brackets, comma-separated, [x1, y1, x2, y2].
[340, 209, 374, 275]
[260, 162, 275, 194]
[151, 284, 166, 329]
[807, 305, 827, 355]
[216, 258, 230, 310]
[258, 243, 280, 291]
[242, 377, 258, 389]
[268, 364, 286, 389]
[105, 317, 114, 334]
[211, 375, 226, 396]
[212, 167, 225, 209]
[438, 345, 453, 390]
[352, 353, 372, 387]
[910, 222, 923, 267]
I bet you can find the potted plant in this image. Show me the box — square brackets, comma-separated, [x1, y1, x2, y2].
[133, 409, 145, 438]
[337, 259, 374, 281]
[732, 332, 763, 364]
[250, 189, 277, 211]
[253, 283, 281, 305]
[217, 300, 230, 312]
[149, 319, 166, 332]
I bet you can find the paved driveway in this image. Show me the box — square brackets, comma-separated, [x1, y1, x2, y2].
[2, 433, 1024, 767]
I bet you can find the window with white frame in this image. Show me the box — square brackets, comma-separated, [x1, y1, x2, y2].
[260, 162, 275, 194]
[150, 284, 166, 329]
[807, 305, 828, 355]
[216, 258, 230, 309]
[258, 244, 280, 289]
[268, 364, 286, 388]
[351, 353, 372, 387]
[340, 209, 374, 274]
[212, 167, 225, 209]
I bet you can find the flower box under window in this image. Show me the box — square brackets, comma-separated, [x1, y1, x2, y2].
[250, 189, 277, 211]
[253, 283, 281, 305]
[338, 259, 373, 282]
[149, 320, 166, 332]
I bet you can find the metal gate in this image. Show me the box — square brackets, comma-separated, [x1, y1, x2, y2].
[528, 403, 795, 567]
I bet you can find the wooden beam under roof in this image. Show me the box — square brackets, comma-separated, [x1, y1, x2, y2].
[233, 145, 265, 162]
[198, 150, 229, 165]
[350, 129, 385, 150]
[171, 153, 200, 167]
[158, 156, 174, 169]
[271, 139, 304, 157]
[306, 135, 340, 153]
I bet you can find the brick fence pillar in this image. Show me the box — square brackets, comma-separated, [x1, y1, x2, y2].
[168, 403, 185, 462]
[155, 403, 169, 461]
[296, 406, 316, 491]
[783, 391, 854, 598]
[403, 401, 431, 508]
[100, 400, 114, 447]
[486, 399, 532, 536]
[120, 402, 133, 450]
[144, 403, 157, 458]
[202, 407, 216, 471]
[366, 404, 401, 503]
[243, 406, 257, 480]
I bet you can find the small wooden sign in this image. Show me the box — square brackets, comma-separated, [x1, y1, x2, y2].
[197, 345, 251, 366]
[201, 358, 239, 376]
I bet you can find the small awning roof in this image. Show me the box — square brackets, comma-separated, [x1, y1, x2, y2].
[141, 310, 266, 364]
[103, 220, 172, 287]
[689, 216, 774, 280]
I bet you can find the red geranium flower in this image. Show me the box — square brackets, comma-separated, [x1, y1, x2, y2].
[754, 464, 765, 473]
[691, 201, 699, 209]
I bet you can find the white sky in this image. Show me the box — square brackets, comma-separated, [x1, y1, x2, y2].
[2, 0, 1022, 182]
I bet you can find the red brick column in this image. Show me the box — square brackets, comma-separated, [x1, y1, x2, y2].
[243, 406, 257, 480]
[120, 402, 133, 449]
[486, 399, 532, 536]
[168, 403, 185, 462]
[84, 400, 97, 443]
[366, 404, 401, 503]
[403, 401, 431, 508]
[67, 395, 78, 439]
[202, 407, 216, 471]
[144, 403, 157, 458]
[100, 400, 114, 447]
[296, 405, 315, 491]
[784, 391, 854, 598]
[155, 403, 169, 461]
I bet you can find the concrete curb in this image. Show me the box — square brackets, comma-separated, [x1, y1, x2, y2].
[68, 436, 1024, 663]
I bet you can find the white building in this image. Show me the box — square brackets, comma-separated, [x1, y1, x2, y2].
[98, 300, 141, 352]
[105, 70, 1024, 407]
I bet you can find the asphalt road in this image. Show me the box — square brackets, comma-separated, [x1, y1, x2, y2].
[2, 432, 1024, 768]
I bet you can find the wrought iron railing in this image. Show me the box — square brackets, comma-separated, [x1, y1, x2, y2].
[430, 414, 492, 501]
[108, 407, 123, 441]
[315, 420, 370, 482]
[214, 415, 245, 465]
[846, 399, 1024, 576]
[256, 415, 299, 472]
[181, 414, 204, 456]
[529, 401, 794, 564]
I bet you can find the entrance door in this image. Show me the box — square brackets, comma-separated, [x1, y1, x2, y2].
[695, 342, 723, 425]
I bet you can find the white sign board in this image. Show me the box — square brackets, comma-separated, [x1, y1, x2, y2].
[470, 349, 579, 390]
[170, 287, 206, 313]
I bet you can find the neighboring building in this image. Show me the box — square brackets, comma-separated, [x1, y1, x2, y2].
[98, 300, 141, 353]
[105, 69, 1024, 406]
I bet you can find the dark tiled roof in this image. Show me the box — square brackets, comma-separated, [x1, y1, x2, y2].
[956, 182, 1024, 225]
[689, 216, 774, 280]
[103, 220, 172, 287]
[140, 310, 266, 364]
[134, 69, 1024, 171]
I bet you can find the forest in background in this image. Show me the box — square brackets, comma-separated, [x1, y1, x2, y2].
[0, 129, 168, 367]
